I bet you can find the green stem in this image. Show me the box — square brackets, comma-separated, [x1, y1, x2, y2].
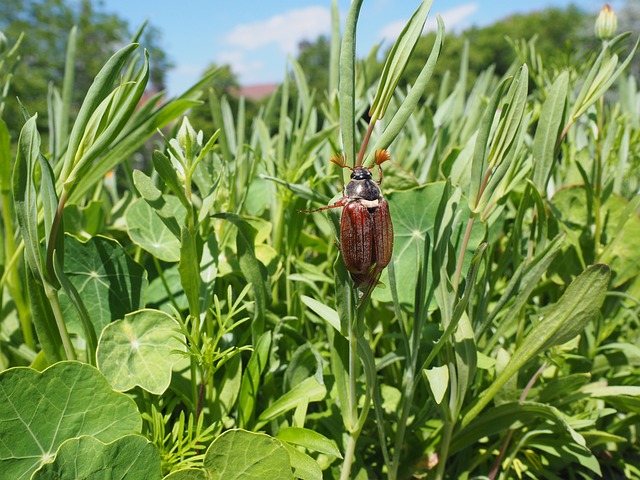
[454, 215, 476, 294]
[434, 418, 455, 480]
[340, 296, 371, 479]
[44, 282, 75, 360]
[593, 97, 604, 256]
[340, 433, 360, 480]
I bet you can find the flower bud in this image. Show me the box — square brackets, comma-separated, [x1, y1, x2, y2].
[595, 4, 617, 41]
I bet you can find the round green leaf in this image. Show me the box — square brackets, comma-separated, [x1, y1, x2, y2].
[33, 434, 161, 480]
[59, 235, 148, 336]
[163, 468, 207, 480]
[125, 196, 182, 262]
[0, 361, 141, 479]
[203, 429, 294, 480]
[97, 309, 186, 394]
[375, 182, 484, 306]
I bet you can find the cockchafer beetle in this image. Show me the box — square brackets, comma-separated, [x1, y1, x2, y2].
[301, 150, 393, 303]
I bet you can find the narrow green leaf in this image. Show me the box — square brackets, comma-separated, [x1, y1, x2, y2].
[571, 35, 639, 121]
[532, 70, 569, 193]
[68, 99, 199, 204]
[300, 295, 340, 332]
[454, 401, 588, 454]
[62, 43, 139, 181]
[152, 151, 188, 206]
[369, 0, 433, 120]
[0, 119, 11, 193]
[26, 268, 64, 363]
[65, 52, 150, 192]
[213, 213, 268, 340]
[12, 115, 46, 282]
[238, 331, 272, 429]
[277, 427, 342, 458]
[59, 26, 77, 156]
[255, 377, 326, 429]
[468, 77, 509, 208]
[178, 226, 201, 318]
[369, 15, 444, 161]
[461, 264, 610, 427]
[339, 0, 363, 166]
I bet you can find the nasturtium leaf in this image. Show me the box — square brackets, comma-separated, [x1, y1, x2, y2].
[58, 235, 148, 337]
[32, 434, 160, 480]
[163, 468, 207, 480]
[62, 200, 106, 240]
[97, 309, 186, 394]
[125, 196, 183, 262]
[375, 182, 484, 307]
[203, 429, 293, 480]
[0, 361, 141, 479]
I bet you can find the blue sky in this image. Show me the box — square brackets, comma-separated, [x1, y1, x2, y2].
[103, 0, 603, 96]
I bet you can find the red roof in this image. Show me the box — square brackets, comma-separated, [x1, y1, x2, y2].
[236, 83, 279, 101]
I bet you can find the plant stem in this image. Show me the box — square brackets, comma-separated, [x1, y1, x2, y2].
[454, 215, 476, 294]
[434, 418, 455, 480]
[44, 282, 75, 360]
[593, 97, 605, 256]
[356, 119, 377, 167]
[340, 433, 359, 480]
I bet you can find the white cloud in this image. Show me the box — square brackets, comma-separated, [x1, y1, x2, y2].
[217, 50, 265, 80]
[224, 6, 331, 54]
[379, 3, 478, 42]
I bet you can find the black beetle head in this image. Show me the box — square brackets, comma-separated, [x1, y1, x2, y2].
[350, 166, 372, 181]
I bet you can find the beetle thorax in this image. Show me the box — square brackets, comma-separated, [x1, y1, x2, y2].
[345, 167, 381, 202]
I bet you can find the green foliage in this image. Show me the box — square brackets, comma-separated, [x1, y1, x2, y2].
[1, 3, 639, 480]
[0, 0, 171, 139]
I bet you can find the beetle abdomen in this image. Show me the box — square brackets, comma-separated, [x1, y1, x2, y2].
[341, 202, 373, 285]
[340, 199, 393, 288]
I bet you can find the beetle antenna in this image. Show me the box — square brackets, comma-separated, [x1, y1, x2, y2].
[371, 150, 390, 184]
[330, 152, 350, 170]
[374, 149, 390, 166]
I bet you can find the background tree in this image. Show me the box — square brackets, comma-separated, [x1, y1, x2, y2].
[297, 36, 331, 97]
[401, 5, 591, 91]
[0, 0, 171, 138]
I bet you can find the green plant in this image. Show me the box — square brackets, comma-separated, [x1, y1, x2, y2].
[1, 3, 639, 479]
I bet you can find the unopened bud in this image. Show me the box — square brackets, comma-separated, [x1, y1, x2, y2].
[176, 117, 202, 159]
[595, 5, 617, 41]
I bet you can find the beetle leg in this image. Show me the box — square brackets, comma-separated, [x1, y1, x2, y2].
[298, 196, 349, 214]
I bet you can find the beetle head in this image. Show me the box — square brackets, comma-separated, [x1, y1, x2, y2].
[350, 166, 372, 181]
